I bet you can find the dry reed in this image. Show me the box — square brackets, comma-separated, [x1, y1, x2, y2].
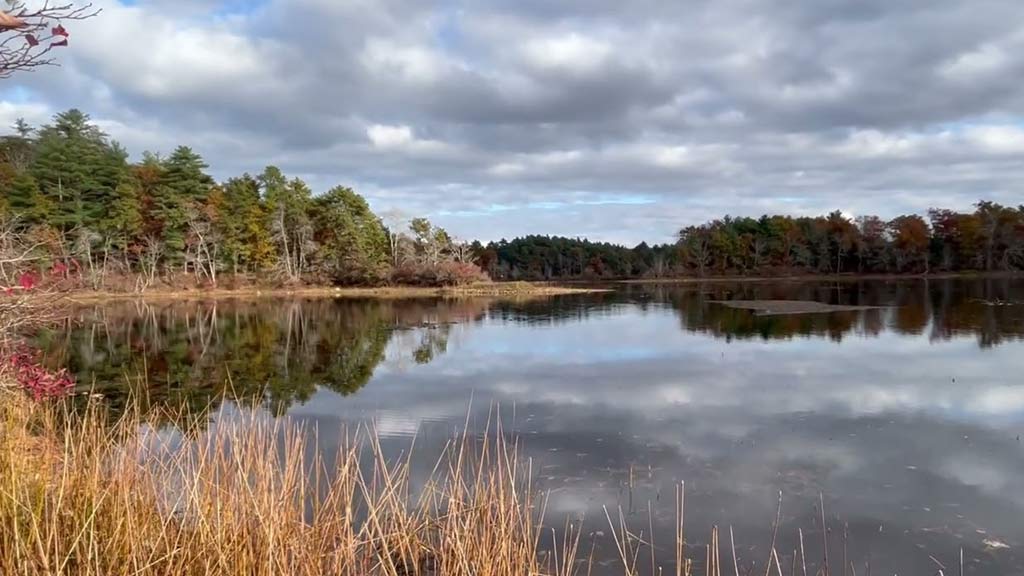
[0, 394, 577, 576]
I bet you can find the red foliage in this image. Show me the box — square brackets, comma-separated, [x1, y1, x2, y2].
[7, 347, 74, 400]
[17, 272, 36, 291]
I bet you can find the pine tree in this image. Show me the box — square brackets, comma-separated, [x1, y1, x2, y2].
[30, 109, 127, 233]
[103, 180, 144, 269]
[8, 171, 52, 225]
[155, 146, 214, 267]
[312, 186, 389, 284]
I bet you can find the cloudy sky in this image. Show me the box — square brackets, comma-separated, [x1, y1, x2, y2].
[4, 0, 1024, 244]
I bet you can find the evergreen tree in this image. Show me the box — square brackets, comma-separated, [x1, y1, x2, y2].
[30, 109, 127, 233]
[312, 186, 389, 284]
[103, 180, 144, 268]
[156, 146, 214, 267]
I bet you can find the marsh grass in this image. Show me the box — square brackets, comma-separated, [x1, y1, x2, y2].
[0, 394, 584, 576]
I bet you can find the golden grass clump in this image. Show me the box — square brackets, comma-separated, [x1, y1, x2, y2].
[0, 394, 577, 576]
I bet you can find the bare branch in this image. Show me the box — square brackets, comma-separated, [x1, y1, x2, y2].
[0, 1, 99, 78]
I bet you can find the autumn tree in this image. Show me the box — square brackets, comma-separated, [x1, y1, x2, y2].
[856, 215, 888, 272]
[888, 215, 930, 273]
[825, 211, 858, 273]
[218, 174, 273, 274]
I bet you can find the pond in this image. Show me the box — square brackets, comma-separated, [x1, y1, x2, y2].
[37, 278, 1024, 574]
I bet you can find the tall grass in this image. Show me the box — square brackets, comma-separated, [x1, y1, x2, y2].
[0, 394, 583, 576]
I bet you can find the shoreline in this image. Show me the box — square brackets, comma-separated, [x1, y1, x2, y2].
[14, 272, 1021, 304]
[51, 282, 609, 304]
[617, 271, 1024, 284]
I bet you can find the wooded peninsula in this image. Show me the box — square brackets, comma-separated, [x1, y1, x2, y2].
[2, 109, 1022, 292]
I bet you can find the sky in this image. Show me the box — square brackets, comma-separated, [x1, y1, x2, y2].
[4, 0, 1024, 245]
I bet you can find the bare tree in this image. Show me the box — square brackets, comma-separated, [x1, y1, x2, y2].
[650, 252, 667, 278]
[70, 226, 102, 289]
[186, 205, 219, 285]
[381, 208, 409, 267]
[0, 214, 24, 285]
[679, 227, 712, 277]
[1, 1, 99, 78]
[449, 238, 474, 264]
[138, 234, 164, 292]
[269, 201, 293, 280]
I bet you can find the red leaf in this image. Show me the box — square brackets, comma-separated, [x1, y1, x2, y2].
[25, 34, 38, 47]
[50, 39, 68, 48]
[51, 24, 69, 37]
[18, 273, 35, 291]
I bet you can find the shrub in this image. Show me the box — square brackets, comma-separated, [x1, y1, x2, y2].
[390, 262, 489, 287]
[5, 347, 74, 400]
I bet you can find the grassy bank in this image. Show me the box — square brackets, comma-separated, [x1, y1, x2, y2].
[51, 281, 607, 304]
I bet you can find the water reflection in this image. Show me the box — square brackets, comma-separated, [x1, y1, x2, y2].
[638, 277, 1024, 346]
[33, 278, 1024, 574]
[37, 298, 490, 420]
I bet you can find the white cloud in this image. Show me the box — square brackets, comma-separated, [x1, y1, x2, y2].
[367, 124, 415, 148]
[488, 162, 527, 177]
[963, 125, 1024, 154]
[834, 130, 920, 159]
[650, 145, 692, 169]
[0, 101, 51, 128]
[940, 44, 1009, 81]
[71, 2, 293, 103]
[365, 123, 452, 156]
[521, 33, 613, 75]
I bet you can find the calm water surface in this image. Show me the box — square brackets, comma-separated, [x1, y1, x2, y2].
[39, 279, 1024, 574]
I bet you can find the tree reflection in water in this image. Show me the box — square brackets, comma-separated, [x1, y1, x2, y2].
[32, 278, 1024, 424]
[34, 297, 492, 423]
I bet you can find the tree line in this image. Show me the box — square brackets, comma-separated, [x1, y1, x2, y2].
[3, 110, 1023, 289]
[675, 207, 1024, 277]
[479, 205, 1024, 280]
[0, 109, 483, 290]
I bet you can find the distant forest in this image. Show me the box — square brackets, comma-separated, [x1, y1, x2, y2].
[1, 109, 1023, 290]
[482, 202, 1024, 280]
